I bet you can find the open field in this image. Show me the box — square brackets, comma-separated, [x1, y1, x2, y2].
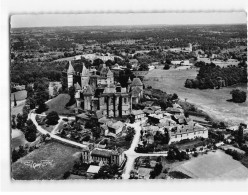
[144, 68, 248, 125]
[11, 90, 27, 101]
[11, 141, 81, 180]
[46, 94, 74, 115]
[11, 100, 26, 116]
[171, 150, 248, 179]
[11, 129, 27, 150]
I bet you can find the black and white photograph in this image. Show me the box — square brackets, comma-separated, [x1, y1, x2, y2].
[1, 0, 248, 192]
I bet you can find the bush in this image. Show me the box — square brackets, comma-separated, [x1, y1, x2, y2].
[163, 64, 170, 70]
[46, 111, 60, 125]
[230, 89, 247, 103]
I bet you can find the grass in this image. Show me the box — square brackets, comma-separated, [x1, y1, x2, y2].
[171, 150, 248, 179]
[11, 100, 26, 116]
[144, 68, 248, 125]
[168, 171, 191, 179]
[45, 94, 75, 115]
[11, 140, 81, 180]
[241, 155, 248, 169]
[11, 90, 27, 101]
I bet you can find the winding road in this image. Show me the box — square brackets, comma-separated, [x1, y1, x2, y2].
[29, 111, 167, 179]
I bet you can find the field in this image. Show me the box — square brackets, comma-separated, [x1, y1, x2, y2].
[11, 141, 81, 180]
[11, 129, 27, 150]
[11, 90, 27, 101]
[144, 68, 248, 125]
[45, 94, 75, 115]
[171, 150, 248, 179]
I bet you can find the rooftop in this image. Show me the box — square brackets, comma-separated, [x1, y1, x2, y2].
[86, 165, 101, 174]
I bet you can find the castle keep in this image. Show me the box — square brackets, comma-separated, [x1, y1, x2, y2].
[64, 61, 143, 117]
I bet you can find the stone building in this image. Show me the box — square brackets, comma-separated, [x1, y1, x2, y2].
[81, 148, 125, 167]
[63, 61, 143, 117]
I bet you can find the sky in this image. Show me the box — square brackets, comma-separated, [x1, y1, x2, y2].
[11, 12, 247, 28]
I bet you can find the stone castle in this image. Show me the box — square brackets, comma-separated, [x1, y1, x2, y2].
[64, 61, 143, 117]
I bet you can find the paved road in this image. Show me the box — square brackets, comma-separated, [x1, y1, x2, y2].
[121, 122, 168, 179]
[29, 110, 167, 179]
[29, 113, 88, 149]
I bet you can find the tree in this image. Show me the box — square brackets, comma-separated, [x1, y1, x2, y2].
[26, 85, 34, 98]
[91, 126, 101, 140]
[138, 63, 149, 71]
[11, 115, 16, 129]
[13, 94, 17, 107]
[166, 59, 171, 65]
[93, 58, 104, 67]
[163, 63, 170, 70]
[230, 89, 246, 103]
[46, 111, 60, 125]
[16, 113, 25, 130]
[12, 149, 20, 163]
[34, 84, 49, 113]
[25, 120, 37, 142]
[237, 124, 244, 145]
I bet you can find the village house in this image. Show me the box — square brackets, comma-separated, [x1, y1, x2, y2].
[131, 110, 146, 123]
[81, 147, 126, 167]
[168, 123, 208, 144]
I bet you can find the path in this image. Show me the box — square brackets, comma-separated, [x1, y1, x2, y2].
[29, 112, 88, 149]
[121, 122, 168, 180]
[29, 110, 166, 179]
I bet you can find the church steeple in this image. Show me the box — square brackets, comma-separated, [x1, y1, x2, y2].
[81, 63, 89, 76]
[127, 77, 132, 92]
[81, 63, 90, 89]
[67, 61, 74, 88]
[67, 61, 75, 74]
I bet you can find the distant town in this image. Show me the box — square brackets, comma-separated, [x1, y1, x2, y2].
[10, 24, 248, 180]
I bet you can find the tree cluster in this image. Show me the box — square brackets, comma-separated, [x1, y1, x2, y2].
[230, 89, 247, 103]
[185, 63, 247, 89]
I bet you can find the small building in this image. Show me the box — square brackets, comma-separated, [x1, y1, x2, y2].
[131, 110, 146, 122]
[81, 148, 125, 167]
[137, 167, 153, 179]
[86, 165, 101, 177]
[108, 121, 124, 134]
[168, 123, 208, 144]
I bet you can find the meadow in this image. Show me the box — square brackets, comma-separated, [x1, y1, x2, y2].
[144, 68, 248, 125]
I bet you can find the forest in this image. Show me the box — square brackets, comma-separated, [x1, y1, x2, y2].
[184, 62, 247, 89]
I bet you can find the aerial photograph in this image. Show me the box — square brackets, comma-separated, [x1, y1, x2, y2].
[9, 12, 248, 180]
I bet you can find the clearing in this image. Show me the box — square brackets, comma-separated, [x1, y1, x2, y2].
[45, 94, 75, 115]
[11, 140, 81, 180]
[171, 150, 248, 179]
[144, 68, 248, 125]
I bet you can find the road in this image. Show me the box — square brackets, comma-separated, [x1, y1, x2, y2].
[29, 111, 167, 179]
[121, 122, 168, 180]
[29, 112, 88, 149]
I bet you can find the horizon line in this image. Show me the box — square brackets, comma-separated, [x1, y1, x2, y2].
[11, 23, 247, 29]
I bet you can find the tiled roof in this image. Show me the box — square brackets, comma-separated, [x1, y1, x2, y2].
[131, 78, 143, 86]
[108, 121, 124, 130]
[91, 149, 113, 158]
[81, 63, 90, 76]
[67, 61, 75, 74]
[84, 85, 93, 95]
[131, 110, 144, 116]
[132, 86, 142, 97]
[87, 165, 100, 174]
[74, 82, 81, 90]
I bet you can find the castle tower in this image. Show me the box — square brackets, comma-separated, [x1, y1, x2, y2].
[188, 43, 192, 52]
[127, 77, 132, 92]
[67, 61, 75, 88]
[81, 63, 90, 89]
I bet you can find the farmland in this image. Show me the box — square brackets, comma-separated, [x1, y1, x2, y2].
[144, 68, 248, 125]
[171, 150, 248, 179]
[11, 141, 81, 180]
